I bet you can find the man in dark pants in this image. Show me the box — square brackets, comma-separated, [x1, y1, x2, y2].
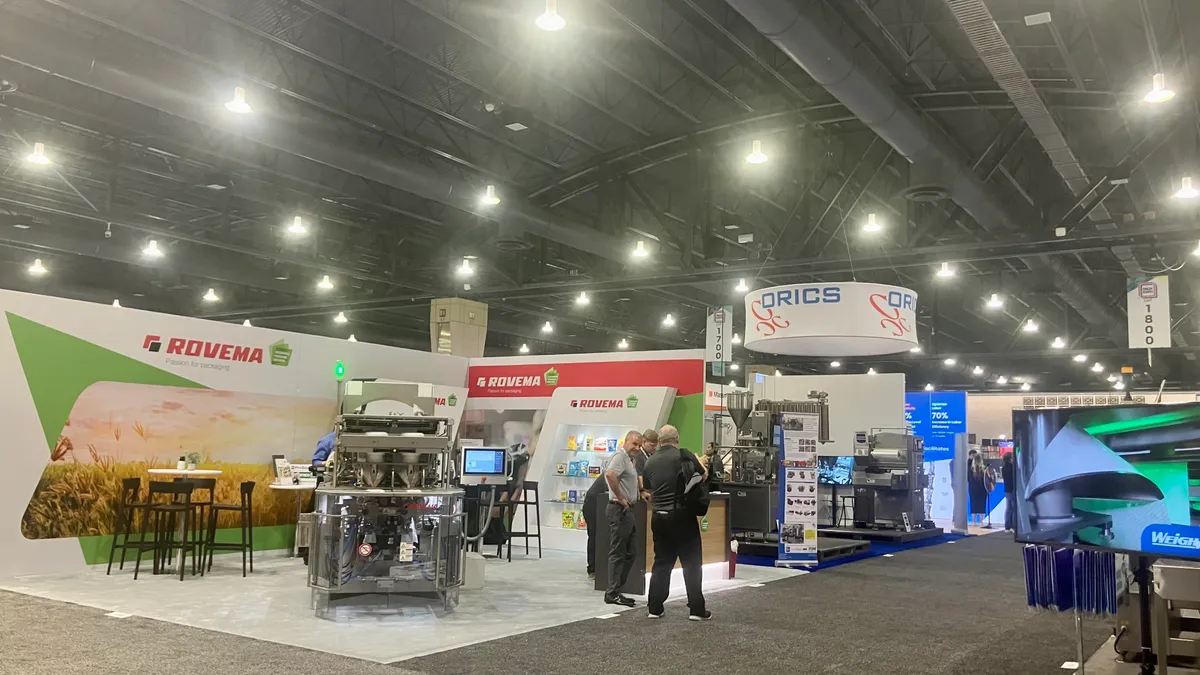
[642, 425, 710, 621]
[582, 474, 606, 579]
[603, 430, 643, 607]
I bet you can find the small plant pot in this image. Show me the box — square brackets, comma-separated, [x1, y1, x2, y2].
[185, 463, 197, 471]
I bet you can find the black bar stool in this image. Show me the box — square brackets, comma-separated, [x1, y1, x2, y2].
[183, 478, 216, 564]
[106, 478, 149, 575]
[205, 481, 256, 577]
[134, 481, 199, 581]
[505, 481, 542, 561]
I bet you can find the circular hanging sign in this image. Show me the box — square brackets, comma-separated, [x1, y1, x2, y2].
[744, 282, 918, 356]
[357, 543, 373, 557]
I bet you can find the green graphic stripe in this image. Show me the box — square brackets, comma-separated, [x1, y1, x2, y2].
[6, 313, 206, 451]
[78, 525, 298, 565]
[668, 392, 704, 454]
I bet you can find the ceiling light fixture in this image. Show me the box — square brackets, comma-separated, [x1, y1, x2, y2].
[541, 321, 553, 334]
[735, 278, 749, 293]
[745, 139, 767, 164]
[924, 383, 934, 391]
[1114, 380, 1126, 390]
[729, 380, 737, 387]
[317, 275, 334, 291]
[333, 311, 348, 324]
[535, 0, 566, 31]
[1194, 240, 1200, 257]
[1050, 336, 1066, 349]
[632, 240, 648, 258]
[575, 291, 589, 306]
[730, 363, 740, 371]
[142, 239, 163, 258]
[519, 343, 530, 354]
[1144, 73, 1176, 103]
[972, 365, 985, 376]
[347, 334, 357, 342]
[830, 361, 841, 368]
[112, 299, 121, 308]
[225, 86, 252, 114]
[1176, 176, 1200, 200]
[457, 258, 474, 277]
[863, 212, 881, 233]
[1023, 319, 1040, 333]
[1106, 374, 1118, 383]
[909, 345, 922, 354]
[287, 216, 308, 236]
[617, 338, 629, 350]
[731, 332, 741, 345]
[202, 288, 219, 303]
[943, 357, 957, 366]
[867, 367, 878, 375]
[1021, 382, 1031, 391]
[1091, 362, 1104, 373]
[25, 142, 50, 166]
[986, 293, 1004, 310]
[242, 319, 252, 327]
[774, 369, 782, 377]
[996, 375, 1009, 385]
[27, 258, 47, 276]
[1073, 353, 1088, 363]
[662, 313, 676, 327]
[481, 184, 501, 206]
[936, 262, 955, 278]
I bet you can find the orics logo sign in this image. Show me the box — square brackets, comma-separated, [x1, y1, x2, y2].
[142, 334, 292, 366]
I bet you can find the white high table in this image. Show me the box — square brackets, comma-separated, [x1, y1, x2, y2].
[146, 469, 223, 575]
[269, 483, 317, 557]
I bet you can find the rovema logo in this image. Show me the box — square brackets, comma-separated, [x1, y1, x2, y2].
[569, 399, 624, 409]
[1142, 524, 1200, 555]
[141, 334, 286, 365]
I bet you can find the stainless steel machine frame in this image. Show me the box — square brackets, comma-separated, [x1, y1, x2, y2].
[851, 431, 927, 530]
[308, 380, 465, 611]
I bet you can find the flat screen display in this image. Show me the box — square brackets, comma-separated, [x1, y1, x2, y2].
[463, 448, 507, 476]
[1013, 403, 1200, 560]
[817, 456, 853, 485]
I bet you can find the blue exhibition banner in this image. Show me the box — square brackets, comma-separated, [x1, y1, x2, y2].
[904, 391, 966, 462]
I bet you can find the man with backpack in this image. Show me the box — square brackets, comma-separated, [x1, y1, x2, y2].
[641, 424, 711, 621]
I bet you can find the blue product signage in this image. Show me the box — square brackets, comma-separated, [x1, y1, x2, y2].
[904, 392, 966, 461]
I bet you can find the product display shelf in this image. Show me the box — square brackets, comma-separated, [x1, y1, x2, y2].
[540, 422, 637, 537]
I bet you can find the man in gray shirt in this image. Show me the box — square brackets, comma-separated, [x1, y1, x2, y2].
[604, 430, 642, 607]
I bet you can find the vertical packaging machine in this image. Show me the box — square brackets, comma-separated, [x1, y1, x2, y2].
[851, 431, 927, 530]
[308, 381, 466, 611]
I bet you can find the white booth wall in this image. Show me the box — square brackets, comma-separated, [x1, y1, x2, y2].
[967, 390, 1200, 439]
[752, 374, 907, 456]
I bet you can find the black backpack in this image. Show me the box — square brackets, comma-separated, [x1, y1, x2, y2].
[676, 447, 710, 517]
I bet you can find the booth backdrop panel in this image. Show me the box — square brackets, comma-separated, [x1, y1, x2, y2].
[967, 391, 1198, 440]
[752, 374, 906, 456]
[466, 350, 705, 451]
[0, 290, 470, 576]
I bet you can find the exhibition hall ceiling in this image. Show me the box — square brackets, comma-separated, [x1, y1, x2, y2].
[0, 0, 1197, 391]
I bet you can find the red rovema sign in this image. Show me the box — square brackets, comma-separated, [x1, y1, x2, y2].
[468, 359, 702, 398]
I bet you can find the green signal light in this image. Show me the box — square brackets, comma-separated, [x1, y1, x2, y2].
[334, 360, 345, 380]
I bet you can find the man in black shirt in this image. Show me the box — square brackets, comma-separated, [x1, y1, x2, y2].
[641, 425, 710, 621]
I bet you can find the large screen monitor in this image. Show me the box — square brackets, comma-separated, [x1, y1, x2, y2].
[1013, 403, 1200, 559]
[817, 456, 853, 485]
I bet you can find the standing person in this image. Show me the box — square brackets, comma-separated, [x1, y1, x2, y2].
[968, 450, 988, 526]
[643, 425, 710, 621]
[636, 429, 659, 496]
[699, 442, 724, 486]
[603, 431, 642, 607]
[582, 474, 606, 580]
[1001, 452, 1016, 532]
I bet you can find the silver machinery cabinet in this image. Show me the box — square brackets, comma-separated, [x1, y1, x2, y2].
[308, 408, 465, 611]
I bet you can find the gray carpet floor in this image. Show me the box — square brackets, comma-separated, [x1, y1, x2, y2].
[0, 535, 1110, 675]
[404, 534, 1111, 675]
